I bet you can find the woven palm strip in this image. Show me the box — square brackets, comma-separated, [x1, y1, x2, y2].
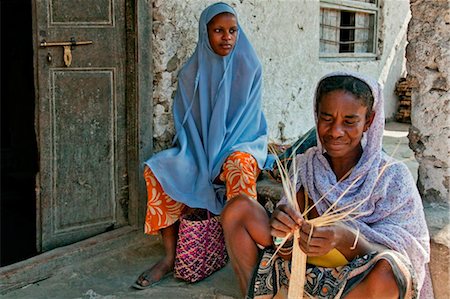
[288, 230, 306, 298]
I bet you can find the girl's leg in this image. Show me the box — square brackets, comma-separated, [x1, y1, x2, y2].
[135, 223, 178, 287]
[221, 195, 272, 295]
[219, 152, 272, 294]
[134, 166, 185, 288]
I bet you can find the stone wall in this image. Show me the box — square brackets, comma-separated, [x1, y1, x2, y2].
[407, 1, 450, 298]
[151, 0, 410, 151]
[406, 0, 449, 204]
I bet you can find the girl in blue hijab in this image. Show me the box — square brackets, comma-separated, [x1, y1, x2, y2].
[133, 2, 272, 289]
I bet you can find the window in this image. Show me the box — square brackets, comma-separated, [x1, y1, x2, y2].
[320, 0, 378, 59]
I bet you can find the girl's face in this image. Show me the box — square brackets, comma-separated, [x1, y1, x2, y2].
[207, 13, 238, 56]
[317, 90, 374, 160]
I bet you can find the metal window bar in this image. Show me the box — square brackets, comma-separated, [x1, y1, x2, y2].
[320, 39, 369, 45]
[321, 24, 370, 30]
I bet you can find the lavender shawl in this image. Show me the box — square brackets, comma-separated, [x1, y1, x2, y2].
[282, 71, 431, 296]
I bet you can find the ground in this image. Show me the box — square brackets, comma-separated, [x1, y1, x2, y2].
[1, 236, 240, 299]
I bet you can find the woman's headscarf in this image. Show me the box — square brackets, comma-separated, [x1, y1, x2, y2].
[145, 2, 271, 214]
[288, 71, 431, 296]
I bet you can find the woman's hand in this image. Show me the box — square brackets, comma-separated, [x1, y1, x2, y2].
[298, 222, 375, 261]
[297, 222, 346, 256]
[269, 204, 303, 238]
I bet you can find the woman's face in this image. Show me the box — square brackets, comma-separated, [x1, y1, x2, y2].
[207, 13, 238, 56]
[317, 90, 374, 160]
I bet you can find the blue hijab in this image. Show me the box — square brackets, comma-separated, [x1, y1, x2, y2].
[145, 2, 272, 214]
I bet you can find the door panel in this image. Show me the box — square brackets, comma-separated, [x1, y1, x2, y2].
[34, 0, 128, 251]
[50, 0, 113, 25]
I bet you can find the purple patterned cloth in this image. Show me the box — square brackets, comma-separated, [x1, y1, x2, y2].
[279, 71, 432, 297]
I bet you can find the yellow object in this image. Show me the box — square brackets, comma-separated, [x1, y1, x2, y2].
[303, 190, 349, 268]
[307, 248, 348, 267]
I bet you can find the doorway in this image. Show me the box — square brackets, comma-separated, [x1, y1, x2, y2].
[1, 0, 38, 266]
[1, 0, 152, 269]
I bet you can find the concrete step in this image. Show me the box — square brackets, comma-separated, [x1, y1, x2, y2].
[1, 232, 240, 299]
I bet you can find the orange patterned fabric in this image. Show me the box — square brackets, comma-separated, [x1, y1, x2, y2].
[143, 167, 186, 235]
[219, 151, 260, 200]
[143, 151, 260, 235]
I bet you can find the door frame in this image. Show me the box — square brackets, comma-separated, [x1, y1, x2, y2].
[127, 0, 153, 228]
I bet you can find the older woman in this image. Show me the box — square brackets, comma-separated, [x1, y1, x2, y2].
[221, 72, 432, 298]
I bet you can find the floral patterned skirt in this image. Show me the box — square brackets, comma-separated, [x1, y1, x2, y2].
[144, 151, 260, 235]
[247, 248, 417, 299]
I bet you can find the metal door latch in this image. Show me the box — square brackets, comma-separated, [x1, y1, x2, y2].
[40, 37, 93, 67]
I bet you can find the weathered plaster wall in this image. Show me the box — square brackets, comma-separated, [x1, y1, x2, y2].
[406, 0, 449, 203]
[152, 0, 410, 150]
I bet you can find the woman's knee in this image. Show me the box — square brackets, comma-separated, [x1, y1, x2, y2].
[222, 195, 272, 247]
[366, 259, 399, 297]
[221, 195, 255, 227]
[373, 259, 397, 282]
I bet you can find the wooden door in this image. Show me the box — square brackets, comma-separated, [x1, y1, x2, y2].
[33, 0, 129, 251]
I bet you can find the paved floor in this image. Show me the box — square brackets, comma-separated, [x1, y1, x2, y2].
[1, 236, 241, 299]
[1, 122, 417, 299]
[383, 121, 418, 181]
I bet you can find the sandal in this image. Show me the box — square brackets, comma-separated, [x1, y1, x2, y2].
[132, 269, 173, 290]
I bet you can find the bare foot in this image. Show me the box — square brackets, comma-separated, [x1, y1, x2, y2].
[134, 259, 173, 289]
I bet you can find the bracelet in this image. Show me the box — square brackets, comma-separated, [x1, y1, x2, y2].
[278, 245, 293, 255]
[278, 238, 294, 255]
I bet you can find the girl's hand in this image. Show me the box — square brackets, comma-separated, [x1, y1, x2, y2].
[270, 204, 303, 238]
[298, 222, 347, 256]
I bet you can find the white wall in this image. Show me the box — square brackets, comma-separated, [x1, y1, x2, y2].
[152, 0, 411, 149]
